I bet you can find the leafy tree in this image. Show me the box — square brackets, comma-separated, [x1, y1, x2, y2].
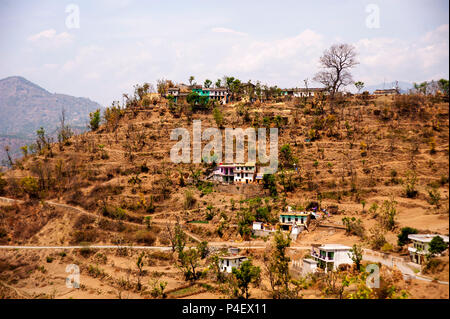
[89, 109, 101, 131]
[397, 227, 418, 247]
[263, 231, 301, 299]
[231, 259, 261, 299]
[204, 79, 212, 88]
[209, 255, 225, 283]
[280, 144, 297, 168]
[354, 81, 365, 93]
[215, 79, 222, 88]
[213, 107, 224, 127]
[429, 236, 448, 256]
[136, 252, 145, 290]
[437, 78, 449, 96]
[20, 176, 39, 198]
[237, 209, 255, 240]
[174, 224, 186, 254]
[196, 241, 209, 259]
[262, 174, 277, 197]
[188, 76, 195, 85]
[179, 248, 202, 281]
[380, 198, 397, 231]
[349, 244, 363, 271]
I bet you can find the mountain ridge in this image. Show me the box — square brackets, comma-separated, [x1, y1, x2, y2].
[0, 76, 102, 160]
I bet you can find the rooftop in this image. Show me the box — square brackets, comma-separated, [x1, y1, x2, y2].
[219, 255, 247, 260]
[318, 244, 351, 251]
[408, 234, 449, 243]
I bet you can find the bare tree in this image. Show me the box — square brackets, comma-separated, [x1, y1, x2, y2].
[313, 43, 359, 103]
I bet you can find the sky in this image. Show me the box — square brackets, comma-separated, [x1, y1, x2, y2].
[0, 0, 448, 106]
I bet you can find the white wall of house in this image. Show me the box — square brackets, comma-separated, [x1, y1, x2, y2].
[253, 222, 263, 230]
[219, 258, 246, 273]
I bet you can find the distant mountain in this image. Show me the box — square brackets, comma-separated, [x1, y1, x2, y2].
[363, 81, 414, 94]
[0, 76, 102, 161]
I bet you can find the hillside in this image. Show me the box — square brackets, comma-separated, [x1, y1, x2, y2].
[0, 76, 102, 160]
[0, 93, 448, 299]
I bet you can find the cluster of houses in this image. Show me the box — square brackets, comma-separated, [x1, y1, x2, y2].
[162, 82, 402, 106]
[220, 233, 449, 276]
[218, 206, 449, 275]
[167, 85, 230, 105]
[163, 83, 334, 105]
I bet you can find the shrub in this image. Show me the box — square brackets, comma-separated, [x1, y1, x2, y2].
[19, 176, 39, 198]
[404, 171, 418, 198]
[0, 173, 6, 195]
[381, 242, 393, 252]
[184, 190, 196, 209]
[342, 217, 365, 238]
[380, 198, 397, 231]
[212, 107, 224, 127]
[427, 187, 441, 208]
[134, 230, 156, 245]
[397, 227, 418, 247]
[73, 230, 97, 243]
[89, 109, 101, 131]
[369, 226, 387, 250]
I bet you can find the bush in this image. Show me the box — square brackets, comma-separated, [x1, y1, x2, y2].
[19, 176, 39, 198]
[73, 230, 97, 243]
[134, 230, 156, 245]
[0, 173, 6, 195]
[184, 190, 196, 210]
[369, 226, 387, 250]
[427, 187, 441, 208]
[342, 217, 365, 238]
[397, 227, 418, 247]
[404, 171, 418, 198]
[381, 242, 393, 252]
[89, 109, 101, 131]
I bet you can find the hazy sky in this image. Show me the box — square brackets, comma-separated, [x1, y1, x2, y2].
[0, 0, 448, 106]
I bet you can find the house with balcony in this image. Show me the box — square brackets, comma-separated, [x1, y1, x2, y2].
[212, 163, 235, 183]
[234, 162, 256, 184]
[212, 162, 257, 184]
[278, 206, 316, 239]
[310, 244, 353, 272]
[407, 234, 449, 265]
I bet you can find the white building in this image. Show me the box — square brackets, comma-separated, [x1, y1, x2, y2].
[278, 206, 314, 239]
[233, 162, 256, 184]
[311, 244, 353, 272]
[293, 88, 329, 98]
[219, 255, 248, 273]
[408, 234, 449, 265]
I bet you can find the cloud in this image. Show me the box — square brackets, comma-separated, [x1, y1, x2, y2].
[27, 29, 73, 47]
[354, 24, 449, 84]
[215, 29, 325, 84]
[211, 27, 247, 36]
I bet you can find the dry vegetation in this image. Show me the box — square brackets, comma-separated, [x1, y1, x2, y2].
[0, 91, 448, 299]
